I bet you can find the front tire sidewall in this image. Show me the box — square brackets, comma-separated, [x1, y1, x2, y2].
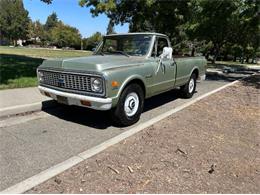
[112, 84, 144, 126]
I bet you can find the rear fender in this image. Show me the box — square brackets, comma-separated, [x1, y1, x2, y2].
[189, 66, 199, 79]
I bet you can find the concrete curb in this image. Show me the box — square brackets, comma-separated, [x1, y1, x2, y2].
[0, 100, 58, 119]
[206, 69, 225, 76]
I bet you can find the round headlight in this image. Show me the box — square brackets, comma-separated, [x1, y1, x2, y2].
[91, 78, 102, 92]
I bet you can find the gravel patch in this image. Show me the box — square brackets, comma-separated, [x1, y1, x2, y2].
[27, 75, 260, 194]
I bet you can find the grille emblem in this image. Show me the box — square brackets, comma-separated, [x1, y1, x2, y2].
[58, 78, 65, 87]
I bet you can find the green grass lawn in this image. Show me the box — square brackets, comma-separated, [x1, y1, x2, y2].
[0, 46, 92, 58]
[0, 46, 92, 90]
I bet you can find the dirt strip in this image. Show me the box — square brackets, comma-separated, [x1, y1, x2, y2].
[27, 75, 260, 194]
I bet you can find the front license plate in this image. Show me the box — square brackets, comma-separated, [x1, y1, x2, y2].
[56, 95, 68, 104]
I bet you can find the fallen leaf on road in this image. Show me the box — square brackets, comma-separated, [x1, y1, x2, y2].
[142, 179, 151, 188]
[127, 166, 134, 173]
[54, 177, 61, 184]
[208, 164, 216, 174]
[108, 166, 120, 174]
[183, 169, 191, 173]
[175, 147, 187, 155]
[81, 179, 86, 183]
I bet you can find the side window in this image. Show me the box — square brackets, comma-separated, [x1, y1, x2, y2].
[157, 37, 168, 57]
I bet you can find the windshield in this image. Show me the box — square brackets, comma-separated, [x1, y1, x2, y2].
[96, 35, 152, 56]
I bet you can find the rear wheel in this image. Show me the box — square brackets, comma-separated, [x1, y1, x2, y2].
[180, 73, 197, 98]
[111, 84, 144, 126]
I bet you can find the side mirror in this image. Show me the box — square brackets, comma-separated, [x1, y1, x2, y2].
[160, 47, 173, 59]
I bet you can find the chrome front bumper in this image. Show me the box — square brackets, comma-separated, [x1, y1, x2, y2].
[38, 86, 112, 110]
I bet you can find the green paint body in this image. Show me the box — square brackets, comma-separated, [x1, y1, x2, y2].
[38, 33, 206, 107]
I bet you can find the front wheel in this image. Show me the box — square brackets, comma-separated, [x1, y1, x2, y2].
[180, 73, 197, 98]
[111, 84, 144, 127]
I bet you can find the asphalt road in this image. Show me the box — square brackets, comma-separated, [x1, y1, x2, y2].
[0, 75, 243, 191]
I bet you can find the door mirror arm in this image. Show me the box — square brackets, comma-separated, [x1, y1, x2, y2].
[172, 58, 177, 66]
[155, 57, 163, 75]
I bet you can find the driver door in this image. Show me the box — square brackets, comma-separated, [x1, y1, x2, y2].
[150, 37, 176, 95]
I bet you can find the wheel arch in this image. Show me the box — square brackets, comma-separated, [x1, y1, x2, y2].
[190, 67, 199, 79]
[112, 75, 146, 103]
[119, 75, 146, 97]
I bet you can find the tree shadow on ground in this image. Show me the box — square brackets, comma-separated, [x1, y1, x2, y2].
[206, 71, 255, 82]
[0, 54, 44, 84]
[240, 74, 260, 89]
[207, 62, 259, 70]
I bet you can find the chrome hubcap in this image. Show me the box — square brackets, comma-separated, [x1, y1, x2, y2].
[124, 92, 139, 117]
[188, 78, 195, 93]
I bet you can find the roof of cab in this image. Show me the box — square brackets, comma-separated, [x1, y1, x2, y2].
[105, 32, 167, 37]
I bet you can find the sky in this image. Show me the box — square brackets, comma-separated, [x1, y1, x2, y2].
[23, 0, 129, 38]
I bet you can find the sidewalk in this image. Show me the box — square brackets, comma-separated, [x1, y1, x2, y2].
[0, 87, 52, 118]
[207, 62, 260, 74]
[214, 61, 260, 71]
[27, 75, 260, 193]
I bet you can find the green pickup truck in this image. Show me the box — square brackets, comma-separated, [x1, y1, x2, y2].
[37, 32, 206, 126]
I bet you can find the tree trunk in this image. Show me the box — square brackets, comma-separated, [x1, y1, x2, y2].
[240, 53, 244, 64]
[13, 39, 16, 46]
[223, 53, 228, 61]
[212, 44, 220, 64]
[205, 52, 209, 60]
[191, 47, 195, 56]
[246, 56, 249, 63]
[233, 56, 236, 62]
[81, 39, 83, 50]
[251, 56, 255, 64]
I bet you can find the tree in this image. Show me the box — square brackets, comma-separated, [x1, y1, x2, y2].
[78, 0, 193, 51]
[43, 0, 260, 62]
[107, 19, 115, 35]
[40, 0, 52, 4]
[0, 0, 30, 46]
[44, 12, 58, 31]
[187, 0, 242, 63]
[229, 0, 259, 63]
[28, 20, 44, 42]
[50, 21, 82, 48]
[83, 32, 102, 50]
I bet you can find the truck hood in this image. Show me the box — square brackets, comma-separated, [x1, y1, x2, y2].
[40, 55, 146, 72]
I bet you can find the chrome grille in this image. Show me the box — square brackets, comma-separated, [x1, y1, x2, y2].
[40, 70, 92, 92]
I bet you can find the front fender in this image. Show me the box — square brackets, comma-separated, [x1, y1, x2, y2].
[109, 74, 146, 107]
[118, 74, 146, 96]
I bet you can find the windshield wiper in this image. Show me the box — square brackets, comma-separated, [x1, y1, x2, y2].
[113, 50, 130, 57]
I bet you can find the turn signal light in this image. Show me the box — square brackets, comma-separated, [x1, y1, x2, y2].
[111, 81, 119, 87]
[80, 100, 91, 107]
